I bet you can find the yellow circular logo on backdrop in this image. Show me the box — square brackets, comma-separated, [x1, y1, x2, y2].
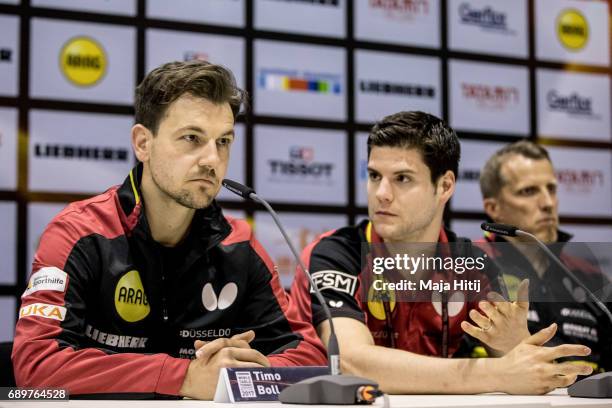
[367, 279, 396, 321]
[60, 36, 107, 87]
[556, 9, 589, 51]
[115, 270, 150, 323]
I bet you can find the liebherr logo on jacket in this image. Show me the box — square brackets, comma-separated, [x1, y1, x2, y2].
[114, 270, 150, 322]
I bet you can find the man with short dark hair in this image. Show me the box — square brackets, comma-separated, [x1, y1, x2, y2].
[478, 139, 611, 373]
[12, 60, 326, 399]
[290, 112, 593, 394]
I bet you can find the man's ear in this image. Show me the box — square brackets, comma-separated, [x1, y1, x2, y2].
[437, 170, 456, 203]
[483, 197, 500, 221]
[132, 124, 152, 162]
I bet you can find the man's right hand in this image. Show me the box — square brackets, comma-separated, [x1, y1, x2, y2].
[493, 323, 593, 395]
[179, 331, 270, 400]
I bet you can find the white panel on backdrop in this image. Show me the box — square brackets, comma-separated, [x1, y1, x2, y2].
[448, 0, 528, 58]
[222, 209, 246, 220]
[548, 147, 612, 217]
[30, 18, 135, 104]
[535, 0, 610, 67]
[254, 40, 346, 121]
[146, 0, 244, 27]
[32, 0, 137, 16]
[449, 219, 485, 241]
[537, 70, 611, 142]
[564, 224, 612, 243]
[355, 50, 441, 123]
[255, 0, 345, 38]
[0, 0, 20, 4]
[0, 15, 19, 97]
[217, 124, 245, 202]
[0, 297, 16, 342]
[254, 212, 348, 288]
[0, 107, 18, 191]
[0, 202, 17, 285]
[27, 203, 67, 273]
[354, 0, 440, 48]
[450, 60, 530, 135]
[355, 132, 369, 207]
[145, 29, 245, 88]
[29, 110, 134, 194]
[254, 125, 347, 205]
[453, 139, 507, 212]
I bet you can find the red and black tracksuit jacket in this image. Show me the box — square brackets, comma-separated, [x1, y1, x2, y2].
[473, 231, 612, 372]
[290, 220, 496, 357]
[12, 164, 327, 398]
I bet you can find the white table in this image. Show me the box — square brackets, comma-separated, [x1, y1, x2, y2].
[1, 389, 611, 408]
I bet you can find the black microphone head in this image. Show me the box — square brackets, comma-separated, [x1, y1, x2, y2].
[222, 179, 256, 200]
[481, 222, 518, 237]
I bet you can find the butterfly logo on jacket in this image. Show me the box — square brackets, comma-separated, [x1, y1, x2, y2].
[202, 282, 238, 312]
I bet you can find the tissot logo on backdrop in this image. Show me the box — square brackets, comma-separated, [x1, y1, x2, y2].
[458, 2, 512, 34]
[268, 146, 334, 181]
[0, 48, 12, 62]
[258, 68, 341, 95]
[556, 8, 589, 51]
[370, 0, 430, 20]
[60, 36, 107, 87]
[359, 80, 435, 98]
[461, 83, 519, 110]
[34, 143, 129, 161]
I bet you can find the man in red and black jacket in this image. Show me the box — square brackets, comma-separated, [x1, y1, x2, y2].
[12, 61, 326, 400]
[476, 140, 612, 373]
[290, 111, 594, 395]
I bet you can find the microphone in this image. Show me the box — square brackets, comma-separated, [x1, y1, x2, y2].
[481, 222, 612, 398]
[221, 180, 378, 404]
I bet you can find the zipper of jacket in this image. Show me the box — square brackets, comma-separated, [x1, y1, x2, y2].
[161, 267, 169, 323]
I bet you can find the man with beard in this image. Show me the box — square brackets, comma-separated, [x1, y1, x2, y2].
[12, 60, 326, 399]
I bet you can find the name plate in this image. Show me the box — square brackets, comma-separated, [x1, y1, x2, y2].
[214, 366, 328, 403]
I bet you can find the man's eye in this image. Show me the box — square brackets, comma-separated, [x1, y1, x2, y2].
[397, 175, 411, 183]
[217, 138, 232, 147]
[368, 172, 381, 181]
[518, 187, 537, 196]
[183, 135, 199, 143]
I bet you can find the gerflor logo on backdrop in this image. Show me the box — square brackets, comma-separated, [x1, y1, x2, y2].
[459, 2, 513, 34]
[547, 90, 594, 117]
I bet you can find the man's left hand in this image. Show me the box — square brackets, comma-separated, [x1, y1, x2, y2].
[461, 279, 531, 355]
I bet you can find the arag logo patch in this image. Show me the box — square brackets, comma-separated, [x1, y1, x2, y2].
[114, 270, 150, 322]
[60, 36, 107, 87]
[556, 9, 588, 51]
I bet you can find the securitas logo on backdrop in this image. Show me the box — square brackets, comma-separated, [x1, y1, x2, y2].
[547, 90, 597, 119]
[268, 146, 335, 183]
[462, 83, 519, 110]
[60, 36, 107, 87]
[556, 169, 604, 194]
[273, 0, 339, 6]
[184, 51, 210, 62]
[557, 9, 589, 51]
[34, 144, 129, 161]
[360, 80, 435, 98]
[0, 48, 12, 62]
[369, 0, 430, 20]
[259, 68, 342, 95]
[458, 2, 514, 34]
